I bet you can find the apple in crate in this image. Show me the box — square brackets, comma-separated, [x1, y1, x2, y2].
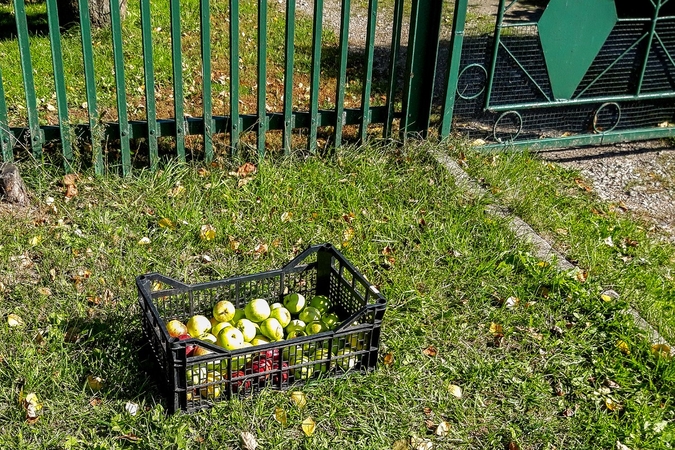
[283, 293, 306, 314]
[305, 320, 326, 335]
[245, 298, 271, 323]
[309, 295, 332, 315]
[212, 300, 236, 323]
[178, 334, 196, 356]
[216, 326, 245, 350]
[167, 319, 188, 338]
[236, 319, 257, 343]
[298, 306, 322, 324]
[211, 320, 232, 339]
[321, 312, 341, 330]
[187, 315, 212, 338]
[260, 317, 284, 341]
[269, 306, 292, 328]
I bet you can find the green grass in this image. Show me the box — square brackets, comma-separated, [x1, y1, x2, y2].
[452, 145, 675, 345]
[1, 142, 674, 449]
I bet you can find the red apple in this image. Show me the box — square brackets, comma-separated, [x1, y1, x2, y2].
[178, 333, 196, 356]
[167, 319, 188, 338]
[231, 370, 251, 393]
[272, 361, 289, 384]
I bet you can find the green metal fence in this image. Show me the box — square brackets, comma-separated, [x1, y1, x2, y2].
[1, 0, 674, 174]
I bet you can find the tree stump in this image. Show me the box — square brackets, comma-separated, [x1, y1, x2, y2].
[0, 163, 30, 206]
[57, 0, 128, 30]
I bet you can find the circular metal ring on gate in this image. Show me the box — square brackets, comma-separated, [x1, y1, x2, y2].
[456, 64, 488, 100]
[493, 110, 523, 143]
[592, 102, 621, 133]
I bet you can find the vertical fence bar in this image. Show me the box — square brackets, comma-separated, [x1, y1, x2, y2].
[359, 0, 377, 142]
[200, 0, 214, 163]
[282, 0, 296, 154]
[110, 0, 131, 175]
[384, 0, 404, 139]
[440, 0, 469, 138]
[256, 0, 268, 157]
[78, 0, 103, 174]
[401, 0, 442, 137]
[14, 0, 42, 156]
[46, 0, 73, 171]
[170, 0, 186, 161]
[140, 0, 159, 171]
[636, 1, 662, 95]
[0, 68, 11, 162]
[484, 0, 506, 109]
[229, 0, 240, 154]
[308, 0, 324, 152]
[333, 0, 350, 148]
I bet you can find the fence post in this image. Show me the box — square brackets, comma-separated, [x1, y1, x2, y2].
[401, 0, 443, 138]
[440, 0, 468, 138]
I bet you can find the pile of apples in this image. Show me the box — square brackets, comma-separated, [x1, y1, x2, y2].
[165, 292, 362, 399]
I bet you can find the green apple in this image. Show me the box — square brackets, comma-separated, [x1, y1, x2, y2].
[211, 321, 232, 339]
[167, 319, 188, 338]
[186, 315, 212, 337]
[283, 293, 306, 314]
[270, 302, 283, 310]
[260, 317, 284, 341]
[186, 366, 207, 385]
[199, 333, 218, 344]
[309, 295, 332, 315]
[216, 326, 244, 350]
[335, 348, 358, 371]
[298, 306, 321, 324]
[285, 319, 306, 334]
[305, 320, 326, 335]
[286, 329, 307, 339]
[269, 306, 292, 328]
[294, 356, 314, 379]
[193, 346, 213, 357]
[245, 298, 271, 323]
[212, 300, 236, 323]
[199, 372, 222, 398]
[250, 334, 271, 346]
[236, 318, 257, 342]
[232, 309, 246, 323]
[321, 312, 340, 330]
[311, 348, 333, 373]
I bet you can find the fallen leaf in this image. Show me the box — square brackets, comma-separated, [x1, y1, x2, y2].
[601, 294, 613, 302]
[158, 218, 176, 230]
[435, 421, 450, 437]
[89, 398, 102, 407]
[23, 392, 42, 424]
[470, 138, 486, 146]
[392, 439, 409, 450]
[424, 418, 435, 431]
[411, 437, 433, 450]
[8, 313, 25, 327]
[117, 434, 141, 442]
[343, 227, 355, 242]
[197, 167, 210, 177]
[651, 343, 672, 358]
[37, 287, 52, 296]
[504, 296, 519, 309]
[253, 243, 268, 257]
[616, 441, 632, 450]
[290, 391, 307, 408]
[489, 322, 503, 334]
[605, 397, 622, 411]
[508, 442, 520, 450]
[342, 212, 355, 224]
[422, 407, 432, 416]
[167, 184, 185, 198]
[87, 375, 104, 391]
[125, 402, 139, 416]
[137, 237, 151, 245]
[229, 236, 241, 252]
[382, 246, 394, 256]
[199, 224, 216, 241]
[236, 162, 257, 177]
[575, 270, 588, 283]
[616, 340, 630, 355]
[240, 431, 258, 450]
[574, 178, 592, 192]
[274, 406, 287, 426]
[624, 238, 639, 248]
[301, 417, 316, 436]
[603, 236, 614, 247]
[422, 346, 437, 357]
[383, 352, 394, 367]
[29, 236, 42, 246]
[448, 384, 463, 398]
[281, 211, 292, 223]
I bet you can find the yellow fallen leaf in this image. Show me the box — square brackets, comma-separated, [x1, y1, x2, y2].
[616, 340, 630, 355]
[651, 343, 672, 358]
[448, 384, 463, 398]
[435, 421, 450, 437]
[281, 212, 292, 223]
[137, 237, 151, 245]
[274, 406, 287, 426]
[240, 431, 258, 450]
[301, 417, 316, 436]
[290, 391, 306, 408]
[200, 225, 216, 241]
[158, 218, 176, 230]
[601, 294, 613, 302]
[8, 314, 25, 327]
[229, 236, 240, 252]
[605, 397, 622, 411]
[29, 236, 42, 246]
[343, 227, 355, 242]
[411, 437, 433, 450]
[23, 392, 41, 423]
[383, 352, 395, 367]
[392, 439, 409, 450]
[489, 322, 503, 334]
[87, 375, 104, 391]
[37, 287, 52, 296]
[167, 184, 185, 198]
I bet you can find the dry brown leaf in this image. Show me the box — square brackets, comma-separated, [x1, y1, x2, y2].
[383, 352, 394, 367]
[422, 346, 437, 357]
[89, 398, 102, 407]
[424, 418, 435, 431]
[574, 177, 592, 192]
[236, 162, 257, 177]
[411, 437, 433, 450]
[87, 375, 104, 391]
[504, 296, 519, 309]
[22, 392, 41, 424]
[274, 407, 288, 426]
[382, 246, 394, 256]
[117, 434, 141, 443]
[229, 236, 241, 252]
[197, 167, 210, 177]
[392, 439, 409, 450]
[240, 431, 258, 450]
[301, 417, 316, 436]
[448, 384, 463, 398]
[290, 391, 307, 408]
[508, 442, 520, 450]
[37, 287, 52, 296]
[253, 243, 268, 257]
[435, 421, 450, 437]
[422, 406, 432, 416]
[342, 212, 355, 223]
[575, 270, 588, 283]
[167, 184, 185, 198]
[489, 322, 503, 334]
[343, 227, 355, 242]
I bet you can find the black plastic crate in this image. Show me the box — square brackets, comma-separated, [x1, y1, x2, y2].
[136, 243, 387, 413]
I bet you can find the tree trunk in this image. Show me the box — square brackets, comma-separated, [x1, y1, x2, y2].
[57, 0, 127, 29]
[0, 164, 30, 206]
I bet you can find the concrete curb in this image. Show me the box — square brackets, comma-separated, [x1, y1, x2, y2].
[431, 149, 674, 355]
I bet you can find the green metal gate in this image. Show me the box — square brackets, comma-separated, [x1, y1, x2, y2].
[1, 0, 674, 174]
[450, 0, 675, 149]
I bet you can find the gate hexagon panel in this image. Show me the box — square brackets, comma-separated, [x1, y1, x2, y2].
[451, 0, 675, 148]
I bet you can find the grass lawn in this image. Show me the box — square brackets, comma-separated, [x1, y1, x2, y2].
[1, 142, 674, 449]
